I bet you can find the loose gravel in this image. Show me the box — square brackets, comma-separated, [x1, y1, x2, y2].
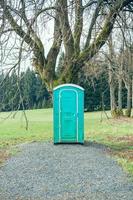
[0, 142, 133, 200]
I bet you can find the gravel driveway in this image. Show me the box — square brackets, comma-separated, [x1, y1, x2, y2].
[0, 142, 133, 200]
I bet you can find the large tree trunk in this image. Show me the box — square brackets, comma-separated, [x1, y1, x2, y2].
[59, 58, 82, 84]
[125, 82, 132, 117]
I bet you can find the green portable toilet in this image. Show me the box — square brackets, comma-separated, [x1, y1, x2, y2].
[53, 84, 84, 144]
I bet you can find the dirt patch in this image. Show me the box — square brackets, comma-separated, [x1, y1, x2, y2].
[115, 135, 133, 145]
[0, 150, 10, 166]
[109, 117, 133, 125]
[113, 135, 133, 161]
[107, 135, 133, 146]
[106, 135, 133, 161]
[116, 150, 133, 161]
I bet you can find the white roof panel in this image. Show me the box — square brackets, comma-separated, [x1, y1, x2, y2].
[53, 84, 84, 91]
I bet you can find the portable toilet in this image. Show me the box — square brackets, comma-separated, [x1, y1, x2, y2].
[53, 84, 84, 144]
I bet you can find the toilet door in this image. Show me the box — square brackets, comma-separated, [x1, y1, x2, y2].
[59, 89, 78, 142]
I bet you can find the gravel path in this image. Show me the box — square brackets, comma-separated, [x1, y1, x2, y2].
[0, 142, 133, 200]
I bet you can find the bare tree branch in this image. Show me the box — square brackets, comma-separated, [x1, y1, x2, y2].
[79, 0, 133, 64]
[57, 0, 74, 60]
[84, 0, 103, 48]
[83, 0, 97, 10]
[74, 0, 83, 55]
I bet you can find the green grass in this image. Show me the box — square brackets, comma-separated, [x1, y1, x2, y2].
[85, 111, 133, 148]
[117, 158, 133, 178]
[0, 109, 53, 148]
[0, 108, 133, 175]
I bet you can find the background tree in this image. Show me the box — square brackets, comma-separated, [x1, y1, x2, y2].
[0, 68, 51, 112]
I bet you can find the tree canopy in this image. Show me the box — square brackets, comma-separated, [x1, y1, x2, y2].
[0, 0, 132, 91]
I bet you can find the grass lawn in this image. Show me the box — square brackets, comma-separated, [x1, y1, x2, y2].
[0, 108, 133, 175]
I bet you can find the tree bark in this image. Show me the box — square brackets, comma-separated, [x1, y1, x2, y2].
[109, 66, 117, 113]
[118, 42, 124, 111]
[74, 0, 83, 55]
[126, 82, 132, 117]
[132, 77, 133, 112]
[118, 48, 124, 111]
[108, 35, 117, 116]
[118, 79, 123, 110]
[127, 84, 131, 110]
